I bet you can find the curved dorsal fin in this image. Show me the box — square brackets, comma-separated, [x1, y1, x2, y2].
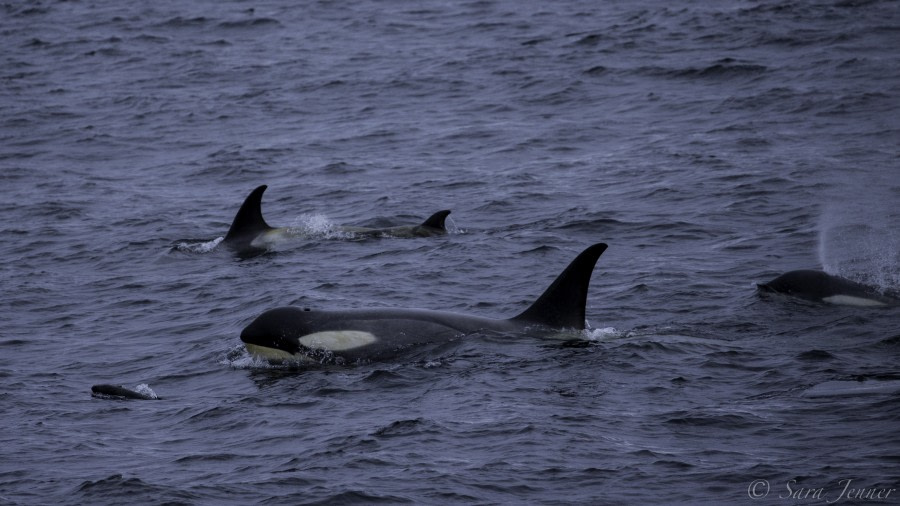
[224, 185, 273, 242]
[511, 243, 608, 330]
[421, 210, 451, 230]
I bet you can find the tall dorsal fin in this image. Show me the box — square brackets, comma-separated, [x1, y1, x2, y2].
[224, 185, 273, 242]
[421, 210, 451, 230]
[510, 243, 608, 330]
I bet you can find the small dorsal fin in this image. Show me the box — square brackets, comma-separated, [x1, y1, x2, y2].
[421, 210, 451, 230]
[511, 243, 608, 330]
[224, 185, 273, 242]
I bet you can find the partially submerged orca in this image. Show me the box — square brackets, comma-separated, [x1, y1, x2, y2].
[240, 243, 608, 365]
[758, 270, 900, 307]
[91, 384, 159, 400]
[222, 185, 451, 257]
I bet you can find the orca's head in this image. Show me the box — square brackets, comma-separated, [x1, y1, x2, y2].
[759, 270, 898, 307]
[240, 307, 309, 360]
[240, 307, 377, 363]
[757, 270, 829, 300]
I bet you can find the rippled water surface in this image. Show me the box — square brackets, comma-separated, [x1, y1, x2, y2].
[2, 0, 899, 504]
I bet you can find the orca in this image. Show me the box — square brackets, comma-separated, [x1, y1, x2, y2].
[758, 270, 900, 307]
[91, 384, 159, 400]
[222, 185, 451, 257]
[240, 243, 609, 365]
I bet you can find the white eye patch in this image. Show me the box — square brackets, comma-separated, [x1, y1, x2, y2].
[298, 331, 378, 351]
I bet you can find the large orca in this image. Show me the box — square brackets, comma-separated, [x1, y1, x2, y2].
[758, 270, 900, 306]
[222, 185, 451, 257]
[240, 243, 609, 365]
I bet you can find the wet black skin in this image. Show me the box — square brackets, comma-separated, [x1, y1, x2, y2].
[222, 185, 451, 257]
[241, 243, 609, 365]
[758, 270, 899, 305]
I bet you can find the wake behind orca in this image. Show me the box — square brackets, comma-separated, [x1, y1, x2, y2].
[758, 270, 900, 306]
[240, 243, 609, 365]
[223, 185, 451, 257]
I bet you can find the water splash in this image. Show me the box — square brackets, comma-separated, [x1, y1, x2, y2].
[584, 326, 624, 341]
[132, 384, 158, 400]
[443, 214, 463, 234]
[222, 345, 301, 370]
[287, 213, 353, 239]
[817, 208, 900, 290]
[816, 163, 900, 291]
[171, 237, 223, 254]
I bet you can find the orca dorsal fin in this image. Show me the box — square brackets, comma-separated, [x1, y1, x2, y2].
[224, 185, 273, 242]
[421, 210, 451, 230]
[510, 243, 608, 330]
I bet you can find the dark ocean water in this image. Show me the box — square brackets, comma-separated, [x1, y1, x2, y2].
[2, 0, 899, 504]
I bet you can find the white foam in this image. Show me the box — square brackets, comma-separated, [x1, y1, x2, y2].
[288, 214, 353, 239]
[818, 207, 900, 291]
[584, 327, 624, 341]
[132, 384, 158, 400]
[224, 346, 280, 369]
[443, 215, 462, 234]
[172, 237, 223, 254]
